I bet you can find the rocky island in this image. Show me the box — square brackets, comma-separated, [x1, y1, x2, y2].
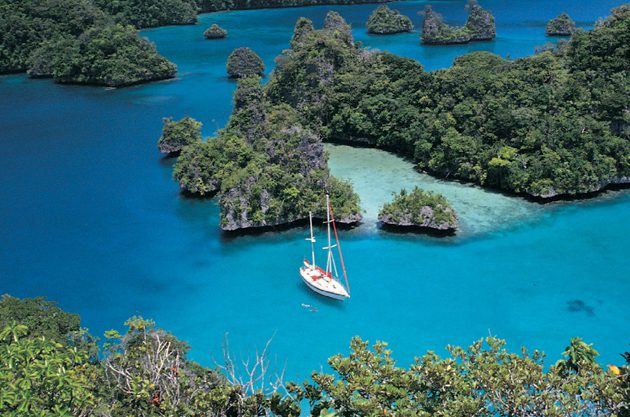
[204, 23, 228, 39]
[366, 5, 413, 35]
[158, 117, 202, 155]
[421, 1, 496, 45]
[267, 6, 629, 199]
[378, 188, 458, 234]
[2, 0, 177, 86]
[227, 47, 265, 78]
[172, 74, 362, 231]
[546, 13, 577, 36]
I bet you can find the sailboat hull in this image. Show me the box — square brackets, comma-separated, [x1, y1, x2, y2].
[300, 266, 350, 300]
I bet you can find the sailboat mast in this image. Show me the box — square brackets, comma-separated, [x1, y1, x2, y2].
[309, 212, 315, 266]
[326, 194, 332, 274]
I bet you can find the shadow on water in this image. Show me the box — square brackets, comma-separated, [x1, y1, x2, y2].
[295, 281, 348, 312]
[567, 300, 595, 317]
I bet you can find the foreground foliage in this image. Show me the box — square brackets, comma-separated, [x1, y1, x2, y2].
[0, 296, 628, 416]
[0, 0, 177, 86]
[267, 5, 630, 199]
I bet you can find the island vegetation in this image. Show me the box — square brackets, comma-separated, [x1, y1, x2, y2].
[379, 187, 458, 233]
[158, 117, 202, 155]
[0, 294, 628, 416]
[0, 0, 177, 86]
[546, 12, 578, 36]
[197, 0, 390, 13]
[366, 5, 413, 35]
[421, 1, 496, 45]
[227, 47, 265, 79]
[93, 0, 198, 28]
[172, 75, 361, 231]
[264, 5, 629, 199]
[204, 23, 228, 39]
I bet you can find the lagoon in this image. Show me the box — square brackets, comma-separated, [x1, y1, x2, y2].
[0, 0, 628, 382]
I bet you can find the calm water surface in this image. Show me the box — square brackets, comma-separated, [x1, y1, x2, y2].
[1, 0, 628, 381]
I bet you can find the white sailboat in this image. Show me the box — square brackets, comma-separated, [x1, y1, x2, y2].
[299, 194, 350, 300]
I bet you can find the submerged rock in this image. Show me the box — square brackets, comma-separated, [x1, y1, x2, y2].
[367, 5, 413, 35]
[546, 13, 577, 36]
[465, 1, 496, 40]
[378, 187, 458, 234]
[204, 23, 228, 39]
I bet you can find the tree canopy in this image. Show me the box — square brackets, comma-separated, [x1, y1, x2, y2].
[0, 296, 628, 416]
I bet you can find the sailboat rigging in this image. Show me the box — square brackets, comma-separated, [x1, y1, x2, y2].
[299, 194, 350, 300]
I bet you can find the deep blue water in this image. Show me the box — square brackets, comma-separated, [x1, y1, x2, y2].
[1, 0, 629, 384]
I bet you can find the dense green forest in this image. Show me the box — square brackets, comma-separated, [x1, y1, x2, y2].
[94, 0, 198, 28]
[366, 5, 413, 35]
[0, 0, 176, 86]
[379, 187, 458, 231]
[421, 1, 496, 45]
[197, 0, 388, 13]
[171, 73, 361, 230]
[266, 5, 629, 199]
[0, 295, 628, 416]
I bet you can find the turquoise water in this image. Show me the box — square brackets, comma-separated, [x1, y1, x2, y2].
[1, 0, 629, 384]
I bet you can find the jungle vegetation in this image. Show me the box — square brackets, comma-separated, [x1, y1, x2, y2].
[421, 1, 496, 45]
[158, 117, 203, 155]
[366, 5, 413, 35]
[172, 75, 361, 230]
[378, 187, 458, 231]
[266, 5, 630, 199]
[546, 12, 578, 36]
[0, 295, 628, 416]
[227, 47, 265, 79]
[205, 23, 229, 39]
[0, 0, 176, 86]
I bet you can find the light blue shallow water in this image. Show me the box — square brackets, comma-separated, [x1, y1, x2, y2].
[1, 0, 628, 382]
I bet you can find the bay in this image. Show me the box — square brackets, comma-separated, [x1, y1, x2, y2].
[0, 0, 628, 383]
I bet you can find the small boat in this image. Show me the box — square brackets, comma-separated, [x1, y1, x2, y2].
[299, 194, 350, 300]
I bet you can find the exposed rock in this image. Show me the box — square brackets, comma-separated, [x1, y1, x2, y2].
[378, 188, 458, 234]
[204, 24, 227, 39]
[226, 47, 265, 79]
[324, 11, 354, 45]
[291, 17, 315, 47]
[421, 6, 472, 45]
[546, 13, 577, 36]
[367, 5, 413, 35]
[465, 1, 496, 40]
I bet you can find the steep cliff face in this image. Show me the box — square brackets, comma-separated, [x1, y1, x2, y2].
[546, 13, 577, 36]
[366, 5, 413, 35]
[465, 1, 496, 40]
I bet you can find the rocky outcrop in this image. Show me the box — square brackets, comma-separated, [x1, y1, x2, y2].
[367, 5, 413, 35]
[421, 6, 472, 45]
[158, 117, 202, 155]
[226, 47, 265, 79]
[422, 2, 496, 45]
[378, 188, 458, 234]
[546, 13, 577, 36]
[465, 1, 496, 40]
[204, 24, 227, 39]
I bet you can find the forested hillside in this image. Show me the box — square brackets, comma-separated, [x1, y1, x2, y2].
[268, 5, 630, 198]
